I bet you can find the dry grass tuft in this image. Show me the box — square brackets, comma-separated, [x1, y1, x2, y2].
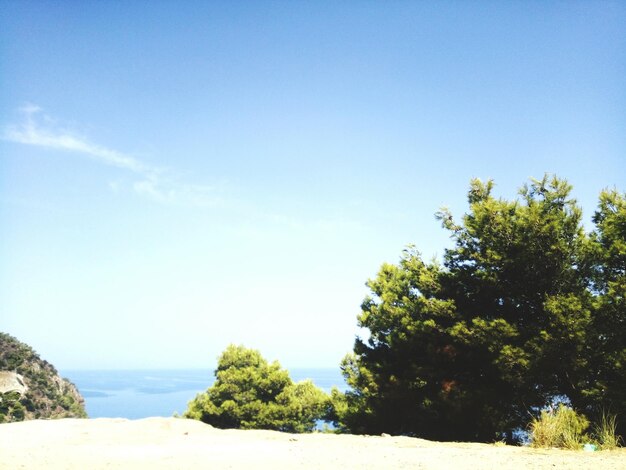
[529, 404, 589, 450]
[593, 412, 622, 450]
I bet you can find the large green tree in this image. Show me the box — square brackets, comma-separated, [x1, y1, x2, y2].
[185, 345, 329, 433]
[334, 176, 625, 442]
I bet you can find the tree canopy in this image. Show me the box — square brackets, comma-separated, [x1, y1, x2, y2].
[333, 176, 625, 442]
[185, 345, 329, 433]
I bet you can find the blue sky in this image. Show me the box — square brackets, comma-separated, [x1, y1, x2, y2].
[1, 1, 624, 370]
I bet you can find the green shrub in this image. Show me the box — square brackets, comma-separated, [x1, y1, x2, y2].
[529, 404, 589, 449]
[0, 391, 26, 423]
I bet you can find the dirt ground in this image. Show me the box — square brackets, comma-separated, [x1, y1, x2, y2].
[1, 417, 624, 469]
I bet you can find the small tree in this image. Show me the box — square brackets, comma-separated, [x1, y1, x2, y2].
[185, 345, 329, 432]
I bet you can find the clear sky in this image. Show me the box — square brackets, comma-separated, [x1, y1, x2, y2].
[1, 1, 624, 370]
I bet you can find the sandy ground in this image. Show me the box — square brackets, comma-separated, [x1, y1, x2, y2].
[1, 418, 624, 469]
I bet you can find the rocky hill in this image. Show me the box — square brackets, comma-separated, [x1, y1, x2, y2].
[0, 332, 87, 422]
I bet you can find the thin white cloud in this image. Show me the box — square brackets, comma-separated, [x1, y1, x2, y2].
[4, 104, 148, 173]
[2, 105, 221, 207]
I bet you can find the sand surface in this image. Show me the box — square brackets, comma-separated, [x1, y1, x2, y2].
[1, 417, 624, 469]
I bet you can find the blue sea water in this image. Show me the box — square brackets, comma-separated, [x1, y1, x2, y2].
[62, 369, 347, 420]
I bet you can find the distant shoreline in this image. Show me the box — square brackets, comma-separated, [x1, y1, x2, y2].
[60, 368, 347, 420]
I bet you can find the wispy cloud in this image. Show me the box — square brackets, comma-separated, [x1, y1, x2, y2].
[2, 105, 221, 207]
[4, 104, 148, 173]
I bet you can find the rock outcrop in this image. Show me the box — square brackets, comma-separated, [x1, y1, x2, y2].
[0, 371, 28, 395]
[0, 332, 87, 422]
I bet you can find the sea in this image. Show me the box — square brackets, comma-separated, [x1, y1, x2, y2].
[62, 369, 347, 420]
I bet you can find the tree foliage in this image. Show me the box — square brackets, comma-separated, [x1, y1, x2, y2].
[185, 345, 329, 433]
[334, 176, 625, 442]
